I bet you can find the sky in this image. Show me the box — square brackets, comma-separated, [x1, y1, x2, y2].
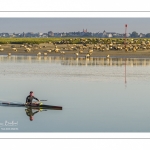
[0, 18, 150, 34]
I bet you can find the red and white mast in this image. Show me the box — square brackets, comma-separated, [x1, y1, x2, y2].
[124, 24, 127, 48]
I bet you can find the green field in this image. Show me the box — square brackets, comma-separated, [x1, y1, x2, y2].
[0, 38, 62, 44]
[0, 37, 149, 44]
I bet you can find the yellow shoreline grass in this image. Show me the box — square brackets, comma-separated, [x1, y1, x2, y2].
[0, 37, 150, 44]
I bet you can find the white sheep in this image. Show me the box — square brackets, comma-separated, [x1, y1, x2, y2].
[43, 53, 47, 56]
[37, 52, 41, 56]
[75, 53, 79, 57]
[47, 50, 52, 53]
[12, 48, 17, 51]
[85, 53, 90, 58]
[60, 51, 65, 54]
[8, 53, 11, 56]
[55, 48, 60, 53]
[106, 55, 110, 58]
[0, 48, 4, 51]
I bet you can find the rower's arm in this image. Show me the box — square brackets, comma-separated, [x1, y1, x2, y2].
[32, 111, 39, 115]
[33, 96, 40, 101]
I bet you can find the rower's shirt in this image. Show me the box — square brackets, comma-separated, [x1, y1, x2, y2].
[26, 95, 39, 103]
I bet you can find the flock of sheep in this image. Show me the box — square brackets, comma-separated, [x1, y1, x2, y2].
[0, 38, 150, 58]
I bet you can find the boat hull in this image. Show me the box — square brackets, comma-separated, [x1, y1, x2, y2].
[0, 102, 62, 110]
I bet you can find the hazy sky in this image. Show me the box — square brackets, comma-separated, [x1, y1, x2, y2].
[0, 18, 150, 34]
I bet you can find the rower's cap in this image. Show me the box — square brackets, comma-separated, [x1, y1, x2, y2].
[30, 91, 33, 93]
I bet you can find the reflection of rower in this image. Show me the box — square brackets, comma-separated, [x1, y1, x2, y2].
[25, 107, 41, 121]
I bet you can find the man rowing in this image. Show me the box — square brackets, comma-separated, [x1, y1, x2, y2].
[26, 91, 40, 106]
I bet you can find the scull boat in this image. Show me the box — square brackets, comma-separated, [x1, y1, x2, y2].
[0, 101, 62, 110]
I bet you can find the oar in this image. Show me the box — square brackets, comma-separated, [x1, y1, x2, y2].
[40, 100, 48, 101]
[41, 109, 47, 111]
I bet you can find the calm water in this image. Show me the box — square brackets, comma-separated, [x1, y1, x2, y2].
[0, 55, 150, 132]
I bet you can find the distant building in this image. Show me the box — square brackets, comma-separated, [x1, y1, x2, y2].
[83, 29, 87, 33]
[22, 32, 25, 37]
[0, 30, 150, 38]
[39, 33, 43, 36]
[107, 33, 113, 38]
[9, 33, 15, 37]
[25, 32, 34, 37]
[14, 33, 22, 37]
[139, 33, 145, 38]
[61, 32, 67, 37]
[48, 31, 54, 37]
[93, 32, 103, 37]
[42, 33, 48, 37]
[1, 33, 9, 37]
[102, 30, 116, 38]
[82, 32, 93, 37]
[54, 33, 62, 37]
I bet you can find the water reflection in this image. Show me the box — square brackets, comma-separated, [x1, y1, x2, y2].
[61, 57, 150, 66]
[25, 107, 41, 121]
[125, 59, 127, 84]
[0, 55, 150, 66]
[1, 55, 150, 132]
[0, 101, 51, 122]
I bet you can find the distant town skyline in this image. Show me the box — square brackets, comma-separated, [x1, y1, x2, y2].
[0, 18, 150, 34]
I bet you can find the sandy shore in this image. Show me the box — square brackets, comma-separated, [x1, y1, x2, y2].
[1, 43, 150, 58]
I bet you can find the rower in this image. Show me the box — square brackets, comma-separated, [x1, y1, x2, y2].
[26, 91, 40, 106]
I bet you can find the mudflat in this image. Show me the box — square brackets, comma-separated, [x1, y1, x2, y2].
[0, 43, 150, 58]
